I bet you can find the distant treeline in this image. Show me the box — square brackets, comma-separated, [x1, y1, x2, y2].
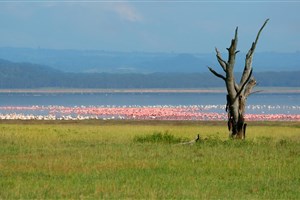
[0, 59, 299, 88]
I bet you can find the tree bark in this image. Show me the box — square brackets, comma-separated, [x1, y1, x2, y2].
[208, 19, 269, 139]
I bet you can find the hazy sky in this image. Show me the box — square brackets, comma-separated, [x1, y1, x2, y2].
[0, 1, 299, 53]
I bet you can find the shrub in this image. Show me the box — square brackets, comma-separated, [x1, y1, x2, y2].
[133, 131, 186, 144]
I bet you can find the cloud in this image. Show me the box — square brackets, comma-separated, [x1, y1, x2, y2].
[111, 3, 143, 22]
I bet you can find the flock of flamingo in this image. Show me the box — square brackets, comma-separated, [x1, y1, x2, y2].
[0, 105, 299, 121]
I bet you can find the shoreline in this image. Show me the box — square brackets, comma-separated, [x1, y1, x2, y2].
[0, 119, 299, 126]
[0, 87, 299, 94]
[0, 105, 299, 121]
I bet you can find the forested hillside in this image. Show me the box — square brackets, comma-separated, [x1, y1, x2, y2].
[0, 59, 299, 89]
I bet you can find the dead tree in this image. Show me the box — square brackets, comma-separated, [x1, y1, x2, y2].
[208, 19, 269, 139]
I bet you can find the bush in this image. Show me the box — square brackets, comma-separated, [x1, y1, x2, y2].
[133, 131, 186, 144]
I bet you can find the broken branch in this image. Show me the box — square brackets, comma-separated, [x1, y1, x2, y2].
[215, 47, 227, 72]
[208, 67, 226, 81]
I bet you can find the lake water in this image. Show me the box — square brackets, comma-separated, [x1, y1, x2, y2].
[0, 92, 299, 115]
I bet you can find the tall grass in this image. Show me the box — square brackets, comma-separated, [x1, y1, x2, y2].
[0, 121, 299, 199]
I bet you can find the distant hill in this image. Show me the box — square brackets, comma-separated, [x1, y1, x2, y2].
[0, 47, 299, 73]
[0, 59, 63, 88]
[0, 59, 299, 89]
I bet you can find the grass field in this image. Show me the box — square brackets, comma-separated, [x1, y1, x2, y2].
[0, 120, 299, 199]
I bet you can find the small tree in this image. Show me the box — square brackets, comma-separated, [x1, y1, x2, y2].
[208, 19, 269, 139]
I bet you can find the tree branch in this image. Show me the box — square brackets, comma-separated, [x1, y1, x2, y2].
[234, 84, 239, 93]
[249, 18, 269, 58]
[244, 78, 257, 97]
[235, 69, 253, 101]
[248, 90, 263, 96]
[227, 27, 238, 61]
[215, 47, 227, 72]
[240, 19, 269, 86]
[226, 27, 239, 101]
[208, 67, 226, 81]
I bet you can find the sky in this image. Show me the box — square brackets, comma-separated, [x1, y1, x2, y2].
[0, 1, 299, 53]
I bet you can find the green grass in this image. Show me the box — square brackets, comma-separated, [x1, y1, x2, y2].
[0, 120, 299, 199]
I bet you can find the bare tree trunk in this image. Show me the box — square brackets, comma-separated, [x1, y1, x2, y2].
[208, 19, 269, 139]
